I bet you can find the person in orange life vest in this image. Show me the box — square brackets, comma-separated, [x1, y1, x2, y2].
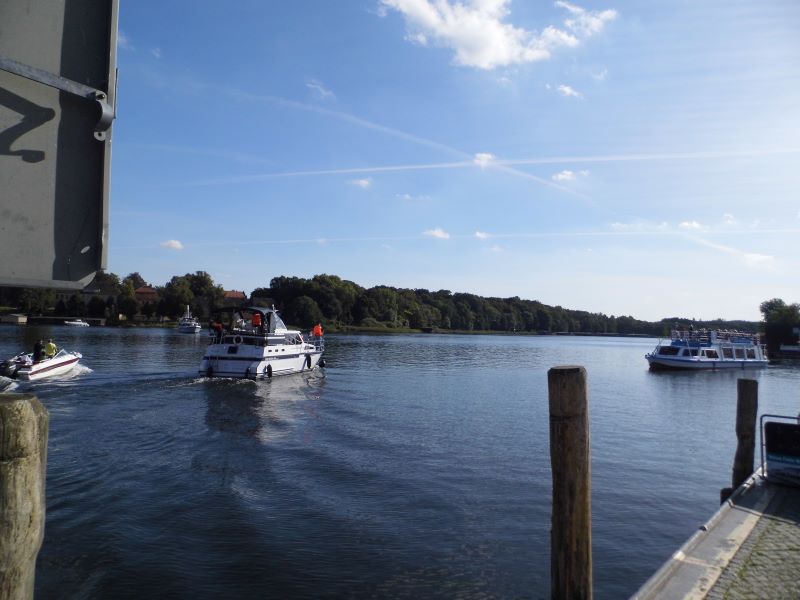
[251, 311, 263, 333]
[313, 323, 323, 337]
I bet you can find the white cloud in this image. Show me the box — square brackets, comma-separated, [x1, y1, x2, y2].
[610, 221, 670, 232]
[552, 169, 576, 181]
[118, 31, 133, 50]
[557, 84, 583, 98]
[406, 31, 428, 45]
[379, 0, 617, 70]
[678, 220, 705, 230]
[396, 193, 431, 201]
[160, 239, 184, 250]
[424, 227, 450, 239]
[151, 47, 162, 59]
[490, 245, 504, 252]
[555, 1, 617, 36]
[591, 68, 608, 81]
[552, 169, 590, 181]
[306, 79, 335, 100]
[688, 236, 775, 269]
[722, 213, 736, 225]
[349, 178, 372, 189]
[474, 152, 495, 168]
[475, 230, 491, 239]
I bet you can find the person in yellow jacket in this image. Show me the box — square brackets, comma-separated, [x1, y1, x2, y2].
[45, 339, 58, 358]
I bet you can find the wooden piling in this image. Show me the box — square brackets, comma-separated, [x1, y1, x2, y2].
[732, 379, 758, 490]
[0, 393, 49, 600]
[548, 366, 592, 600]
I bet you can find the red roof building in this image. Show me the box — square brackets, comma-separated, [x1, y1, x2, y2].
[134, 286, 159, 304]
[223, 290, 247, 305]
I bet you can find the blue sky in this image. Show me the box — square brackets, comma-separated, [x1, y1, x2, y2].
[110, 0, 800, 321]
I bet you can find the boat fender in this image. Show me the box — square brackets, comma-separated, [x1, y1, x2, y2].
[206, 366, 213, 378]
[234, 335, 243, 345]
[319, 358, 326, 368]
[266, 364, 273, 378]
[245, 367, 251, 378]
[306, 354, 312, 369]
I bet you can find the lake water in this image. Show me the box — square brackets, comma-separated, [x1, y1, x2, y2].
[1, 326, 799, 599]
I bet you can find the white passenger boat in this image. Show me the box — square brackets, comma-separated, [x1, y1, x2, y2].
[176, 305, 202, 334]
[64, 318, 90, 327]
[0, 349, 83, 381]
[646, 329, 768, 370]
[200, 306, 325, 379]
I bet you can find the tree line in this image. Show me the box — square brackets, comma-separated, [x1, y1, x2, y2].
[2, 271, 773, 335]
[0, 271, 225, 324]
[251, 274, 758, 335]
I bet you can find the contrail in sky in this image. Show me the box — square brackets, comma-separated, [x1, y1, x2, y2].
[115, 226, 800, 251]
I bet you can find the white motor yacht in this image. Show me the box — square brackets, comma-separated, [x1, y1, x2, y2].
[200, 306, 325, 379]
[176, 305, 202, 334]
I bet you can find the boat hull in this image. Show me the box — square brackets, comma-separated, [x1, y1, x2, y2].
[16, 352, 82, 381]
[177, 325, 202, 334]
[646, 355, 768, 370]
[199, 343, 323, 379]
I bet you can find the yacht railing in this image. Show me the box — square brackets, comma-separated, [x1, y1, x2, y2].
[671, 329, 760, 346]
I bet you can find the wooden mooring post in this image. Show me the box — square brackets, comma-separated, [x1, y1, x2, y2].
[720, 379, 758, 504]
[0, 393, 49, 600]
[548, 366, 592, 600]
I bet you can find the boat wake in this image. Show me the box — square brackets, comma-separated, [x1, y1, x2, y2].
[0, 376, 18, 392]
[49, 364, 94, 381]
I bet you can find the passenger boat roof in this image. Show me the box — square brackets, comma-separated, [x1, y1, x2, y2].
[210, 305, 279, 317]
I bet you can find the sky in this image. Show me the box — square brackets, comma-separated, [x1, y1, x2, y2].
[110, 0, 800, 322]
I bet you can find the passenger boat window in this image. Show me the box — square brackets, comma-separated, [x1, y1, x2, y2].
[658, 346, 680, 356]
[735, 348, 745, 359]
[746, 349, 755, 359]
[704, 350, 719, 359]
[722, 347, 734, 359]
[690, 349, 699, 356]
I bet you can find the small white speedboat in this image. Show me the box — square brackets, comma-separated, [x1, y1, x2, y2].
[64, 319, 90, 327]
[0, 349, 83, 381]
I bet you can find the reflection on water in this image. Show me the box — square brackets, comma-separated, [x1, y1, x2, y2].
[203, 374, 326, 442]
[0, 327, 798, 598]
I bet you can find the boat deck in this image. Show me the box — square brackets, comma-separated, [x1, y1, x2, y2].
[633, 473, 800, 599]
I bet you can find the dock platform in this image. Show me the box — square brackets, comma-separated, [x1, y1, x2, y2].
[633, 472, 800, 599]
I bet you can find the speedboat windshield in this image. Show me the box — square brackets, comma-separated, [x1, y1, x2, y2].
[272, 312, 287, 331]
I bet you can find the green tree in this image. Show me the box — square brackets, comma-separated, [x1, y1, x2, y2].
[281, 295, 324, 329]
[117, 281, 139, 321]
[141, 302, 156, 319]
[123, 272, 147, 290]
[18, 288, 55, 315]
[161, 276, 195, 318]
[66, 294, 87, 317]
[760, 298, 800, 324]
[186, 271, 225, 311]
[87, 296, 107, 318]
[88, 271, 121, 296]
